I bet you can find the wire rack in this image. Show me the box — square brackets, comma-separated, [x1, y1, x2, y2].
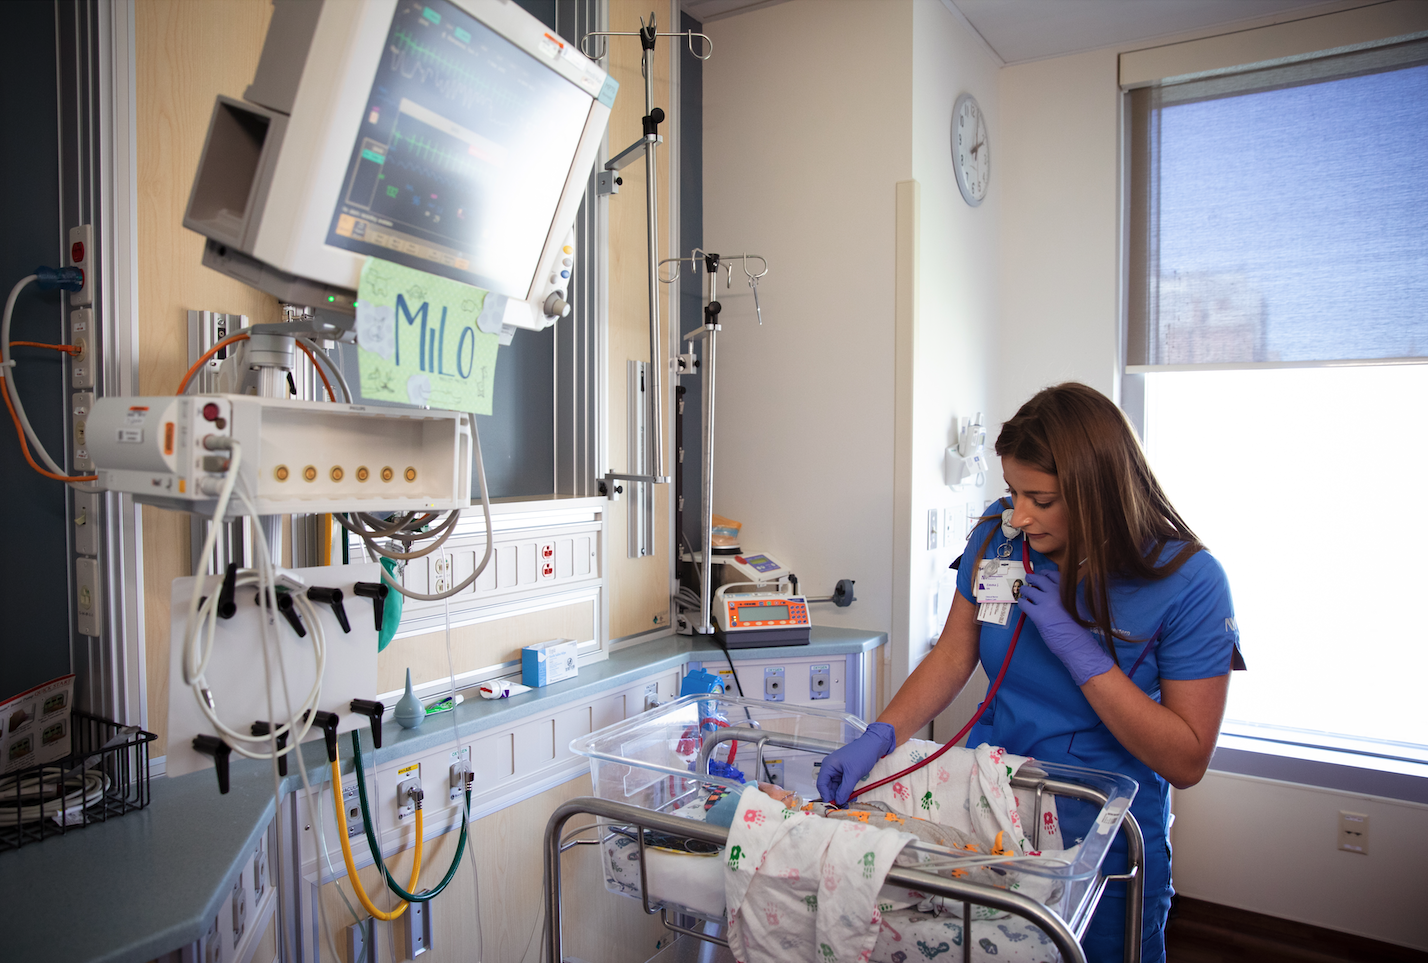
[0, 711, 156, 852]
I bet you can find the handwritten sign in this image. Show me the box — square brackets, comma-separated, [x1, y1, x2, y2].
[354, 257, 500, 415]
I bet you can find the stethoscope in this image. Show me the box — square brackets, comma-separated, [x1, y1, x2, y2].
[847, 513, 1033, 800]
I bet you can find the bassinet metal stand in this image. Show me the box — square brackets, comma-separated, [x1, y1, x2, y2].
[544, 731, 1145, 963]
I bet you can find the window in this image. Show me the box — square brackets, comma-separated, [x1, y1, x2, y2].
[1125, 36, 1428, 771]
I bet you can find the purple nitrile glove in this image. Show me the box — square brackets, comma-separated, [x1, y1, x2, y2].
[817, 721, 896, 806]
[1017, 570, 1115, 686]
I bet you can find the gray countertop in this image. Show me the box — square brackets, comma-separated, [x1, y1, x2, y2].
[1, 627, 886, 963]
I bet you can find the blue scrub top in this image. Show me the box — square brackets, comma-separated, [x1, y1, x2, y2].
[954, 503, 1241, 896]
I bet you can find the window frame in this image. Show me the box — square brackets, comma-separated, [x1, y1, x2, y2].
[1118, 21, 1428, 802]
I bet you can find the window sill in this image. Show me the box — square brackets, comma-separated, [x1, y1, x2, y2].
[1209, 733, 1428, 804]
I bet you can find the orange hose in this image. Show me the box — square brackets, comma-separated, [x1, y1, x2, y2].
[12, 341, 81, 356]
[175, 332, 336, 402]
[176, 333, 250, 395]
[0, 373, 96, 483]
[293, 339, 337, 402]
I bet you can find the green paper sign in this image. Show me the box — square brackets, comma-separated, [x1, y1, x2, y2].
[354, 257, 500, 415]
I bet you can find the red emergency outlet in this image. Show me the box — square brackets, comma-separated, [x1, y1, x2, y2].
[540, 541, 555, 560]
[541, 561, 555, 579]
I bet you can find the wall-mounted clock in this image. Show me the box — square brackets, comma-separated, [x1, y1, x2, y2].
[952, 92, 989, 206]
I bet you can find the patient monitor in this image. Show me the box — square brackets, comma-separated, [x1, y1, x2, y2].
[183, 0, 616, 331]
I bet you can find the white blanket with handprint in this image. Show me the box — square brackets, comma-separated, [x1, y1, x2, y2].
[724, 785, 917, 963]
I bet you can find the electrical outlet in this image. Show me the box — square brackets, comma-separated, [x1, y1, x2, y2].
[70, 307, 95, 389]
[68, 224, 93, 308]
[342, 783, 366, 838]
[74, 491, 99, 557]
[72, 390, 94, 471]
[763, 758, 785, 786]
[203, 915, 221, 963]
[927, 508, 939, 550]
[810, 664, 831, 700]
[252, 842, 267, 901]
[644, 682, 660, 711]
[1338, 811, 1369, 854]
[75, 557, 101, 638]
[449, 747, 471, 802]
[943, 506, 961, 547]
[764, 666, 785, 702]
[231, 876, 246, 944]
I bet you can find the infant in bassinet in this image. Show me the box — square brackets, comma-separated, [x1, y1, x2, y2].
[603, 744, 1076, 963]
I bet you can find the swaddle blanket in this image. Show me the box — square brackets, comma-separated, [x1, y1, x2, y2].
[850, 741, 1065, 914]
[724, 785, 916, 963]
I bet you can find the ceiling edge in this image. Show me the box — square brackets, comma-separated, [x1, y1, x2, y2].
[939, 0, 1006, 66]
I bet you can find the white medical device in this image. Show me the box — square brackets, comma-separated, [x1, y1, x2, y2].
[87, 394, 472, 517]
[182, 0, 615, 332]
[721, 551, 793, 586]
[713, 590, 812, 649]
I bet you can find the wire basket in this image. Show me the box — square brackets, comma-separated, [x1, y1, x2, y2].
[0, 711, 155, 852]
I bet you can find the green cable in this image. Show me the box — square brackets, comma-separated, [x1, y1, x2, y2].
[351, 729, 471, 903]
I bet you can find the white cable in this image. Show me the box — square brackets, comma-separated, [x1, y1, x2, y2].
[3, 274, 70, 476]
[183, 440, 246, 687]
[381, 413, 494, 601]
[0, 768, 109, 827]
[181, 474, 323, 760]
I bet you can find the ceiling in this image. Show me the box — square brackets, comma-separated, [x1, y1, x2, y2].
[680, 0, 1359, 64]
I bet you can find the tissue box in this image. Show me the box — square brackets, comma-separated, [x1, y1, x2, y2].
[522, 638, 579, 687]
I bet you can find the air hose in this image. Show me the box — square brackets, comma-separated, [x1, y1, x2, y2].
[351, 730, 471, 903]
[331, 753, 421, 922]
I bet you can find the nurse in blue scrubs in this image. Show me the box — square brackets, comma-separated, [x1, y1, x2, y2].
[818, 382, 1243, 963]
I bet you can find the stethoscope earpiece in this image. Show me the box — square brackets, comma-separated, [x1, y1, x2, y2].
[1001, 508, 1022, 540]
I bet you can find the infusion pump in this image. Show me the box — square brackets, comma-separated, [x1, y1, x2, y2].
[86, 394, 472, 517]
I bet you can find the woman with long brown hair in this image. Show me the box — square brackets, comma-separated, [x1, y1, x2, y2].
[819, 383, 1243, 963]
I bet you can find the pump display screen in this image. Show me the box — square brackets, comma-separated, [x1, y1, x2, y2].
[748, 604, 791, 622]
[326, 0, 591, 296]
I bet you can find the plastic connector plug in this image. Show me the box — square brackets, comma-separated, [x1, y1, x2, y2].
[307, 586, 351, 633]
[250, 721, 288, 776]
[350, 699, 386, 749]
[192, 735, 232, 794]
[255, 590, 307, 637]
[353, 581, 388, 631]
[307, 710, 340, 763]
[35, 265, 84, 292]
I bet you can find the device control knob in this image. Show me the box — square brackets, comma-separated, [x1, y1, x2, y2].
[543, 292, 571, 318]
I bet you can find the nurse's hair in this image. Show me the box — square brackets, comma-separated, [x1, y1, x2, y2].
[995, 382, 1201, 650]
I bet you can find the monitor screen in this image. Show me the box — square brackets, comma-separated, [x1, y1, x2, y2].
[325, 0, 592, 297]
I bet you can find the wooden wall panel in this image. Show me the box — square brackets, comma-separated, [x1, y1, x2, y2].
[315, 773, 671, 963]
[135, 0, 281, 756]
[604, 0, 676, 640]
[376, 600, 595, 693]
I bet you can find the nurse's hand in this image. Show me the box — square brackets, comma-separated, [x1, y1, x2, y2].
[816, 721, 896, 805]
[1018, 570, 1115, 686]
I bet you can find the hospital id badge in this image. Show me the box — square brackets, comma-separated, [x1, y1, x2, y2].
[974, 559, 1028, 604]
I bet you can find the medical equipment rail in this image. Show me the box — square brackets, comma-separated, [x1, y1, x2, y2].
[545, 726, 1145, 963]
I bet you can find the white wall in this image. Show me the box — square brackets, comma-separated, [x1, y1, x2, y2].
[1173, 772, 1428, 950]
[995, 46, 1122, 429]
[994, 6, 1428, 946]
[905, 0, 1001, 703]
[701, 0, 913, 651]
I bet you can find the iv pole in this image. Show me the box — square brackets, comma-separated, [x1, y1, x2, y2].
[591, 14, 714, 500]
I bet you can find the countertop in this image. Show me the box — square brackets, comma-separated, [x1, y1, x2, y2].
[1, 627, 886, 963]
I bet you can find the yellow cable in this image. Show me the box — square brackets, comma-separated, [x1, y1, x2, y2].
[319, 514, 332, 566]
[331, 758, 423, 921]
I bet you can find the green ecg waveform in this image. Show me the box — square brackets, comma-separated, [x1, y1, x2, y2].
[390, 30, 522, 112]
[391, 128, 482, 179]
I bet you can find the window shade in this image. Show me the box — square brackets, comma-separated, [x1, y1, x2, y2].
[1127, 39, 1428, 368]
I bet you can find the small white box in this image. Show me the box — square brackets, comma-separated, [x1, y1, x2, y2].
[522, 638, 579, 687]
